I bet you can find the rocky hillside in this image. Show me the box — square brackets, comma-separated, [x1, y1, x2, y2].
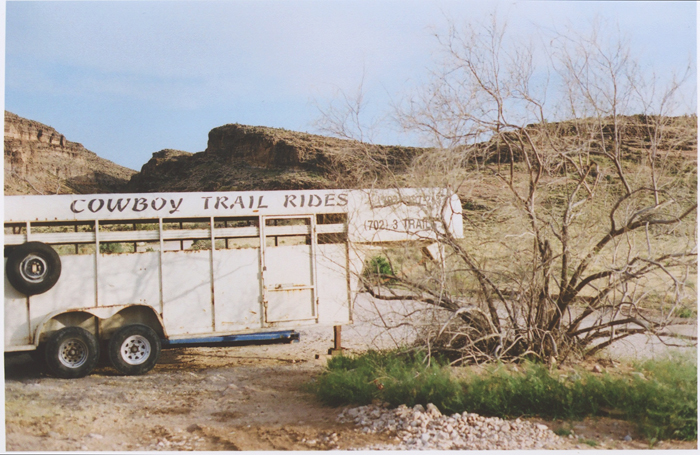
[4, 111, 136, 195]
[126, 123, 424, 192]
[7, 112, 694, 197]
[127, 116, 697, 194]
[4, 112, 423, 196]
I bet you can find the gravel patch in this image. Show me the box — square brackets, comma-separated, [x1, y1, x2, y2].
[337, 402, 564, 450]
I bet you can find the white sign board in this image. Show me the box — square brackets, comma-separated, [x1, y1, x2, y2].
[345, 189, 463, 242]
[4, 189, 463, 241]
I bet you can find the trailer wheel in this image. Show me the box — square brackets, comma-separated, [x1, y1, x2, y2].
[29, 343, 45, 366]
[6, 241, 62, 296]
[45, 327, 100, 379]
[108, 324, 161, 376]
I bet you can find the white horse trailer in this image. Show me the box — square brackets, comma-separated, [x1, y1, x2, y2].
[4, 189, 462, 378]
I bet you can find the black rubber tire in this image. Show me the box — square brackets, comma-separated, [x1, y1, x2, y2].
[29, 343, 45, 365]
[6, 242, 62, 296]
[44, 327, 100, 379]
[108, 324, 161, 376]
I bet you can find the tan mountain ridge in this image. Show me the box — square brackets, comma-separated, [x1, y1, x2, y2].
[4, 112, 424, 195]
[125, 123, 423, 193]
[5, 111, 695, 197]
[4, 111, 136, 195]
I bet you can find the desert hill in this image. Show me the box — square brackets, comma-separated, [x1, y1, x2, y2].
[125, 123, 424, 192]
[128, 116, 696, 195]
[4, 111, 136, 195]
[4, 111, 695, 197]
[4, 112, 424, 195]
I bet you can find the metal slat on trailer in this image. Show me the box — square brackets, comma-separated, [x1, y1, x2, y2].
[4, 224, 347, 246]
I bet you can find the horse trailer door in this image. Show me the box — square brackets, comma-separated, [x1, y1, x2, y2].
[260, 216, 317, 323]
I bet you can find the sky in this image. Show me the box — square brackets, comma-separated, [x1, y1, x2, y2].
[4, 1, 697, 171]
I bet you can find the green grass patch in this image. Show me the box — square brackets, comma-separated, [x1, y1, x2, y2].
[676, 307, 695, 318]
[310, 351, 697, 441]
[363, 255, 396, 283]
[581, 438, 598, 447]
[623, 356, 698, 441]
[554, 427, 572, 437]
[310, 351, 465, 414]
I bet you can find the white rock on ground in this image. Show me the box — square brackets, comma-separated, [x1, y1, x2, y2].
[337, 403, 563, 450]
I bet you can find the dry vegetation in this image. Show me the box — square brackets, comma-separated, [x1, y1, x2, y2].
[317, 16, 697, 364]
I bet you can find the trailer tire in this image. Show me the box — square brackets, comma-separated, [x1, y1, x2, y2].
[108, 324, 161, 376]
[45, 327, 100, 379]
[6, 242, 61, 296]
[29, 343, 45, 365]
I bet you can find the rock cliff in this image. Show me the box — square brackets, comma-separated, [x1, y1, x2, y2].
[6, 111, 694, 197]
[126, 123, 424, 192]
[4, 111, 136, 195]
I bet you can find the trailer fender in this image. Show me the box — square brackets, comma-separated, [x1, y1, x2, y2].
[32, 304, 167, 347]
[99, 305, 167, 340]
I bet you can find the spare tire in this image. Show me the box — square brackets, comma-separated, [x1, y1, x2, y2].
[5, 241, 62, 296]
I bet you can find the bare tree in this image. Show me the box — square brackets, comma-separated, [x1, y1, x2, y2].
[314, 77, 426, 191]
[318, 15, 696, 363]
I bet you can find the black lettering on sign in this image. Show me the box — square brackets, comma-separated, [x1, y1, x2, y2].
[169, 198, 183, 214]
[151, 198, 167, 211]
[88, 199, 105, 213]
[70, 199, 86, 213]
[202, 196, 213, 209]
[69, 196, 186, 215]
[324, 194, 335, 206]
[107, 198, 131, 212]
[133, 198, 148, 212]
[337, 193, 348, 206]
[257, 196, 268, 208]
[284, 195, 297, 208]
[215, 196, 229, 209]
[402, 218, 433, 230]
[231, 196, 245, 209]
[308, 194, 322, 207]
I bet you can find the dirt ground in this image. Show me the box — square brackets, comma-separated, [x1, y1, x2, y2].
[4, 296, 697, 451]
[4, 339, 401, 451]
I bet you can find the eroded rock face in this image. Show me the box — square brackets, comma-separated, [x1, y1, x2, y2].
[4, 111, 136, 195]
[126, 125, 355, 193]
[126, 148, 197, 192]
[5, 112, 426, 196]
[126, 123, 425, 193]
[205, 123, 345, 169]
